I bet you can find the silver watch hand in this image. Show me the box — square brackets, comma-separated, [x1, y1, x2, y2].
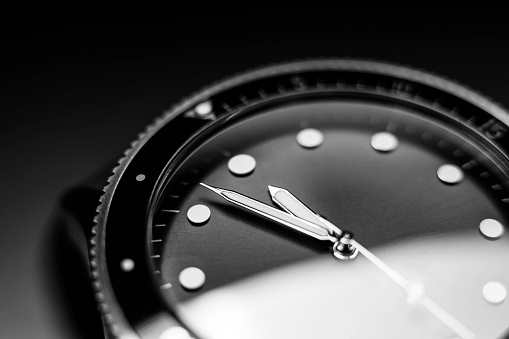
[351, 239, 476, 339]
[269, 186, 476, 339]
[200, 183, 338, 242]
[268, 185, 342, 237]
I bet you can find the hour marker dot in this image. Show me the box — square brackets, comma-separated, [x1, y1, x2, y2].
[228, 154, 256, 176]
[479, 218, 505, 240]
[160, 283, 172, 290]
[296, 128, 324, 148]
[371, 132, 398, 152]
[120, 258, 135, 272]
[136, 174, 145, 181]
[159, 326, 192, 339]
[437, 164, 464, 184]
[195, 100, 212, 116]
[179, 267, 206, 290]
[482, 281, 506, 304]
[187, 204, 211, 225]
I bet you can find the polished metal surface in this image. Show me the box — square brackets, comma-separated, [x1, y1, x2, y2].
[268, 185, 328, 230]
[199, 183, 336, 242]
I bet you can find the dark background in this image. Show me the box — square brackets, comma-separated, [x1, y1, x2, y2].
[2, 10, 509, 338]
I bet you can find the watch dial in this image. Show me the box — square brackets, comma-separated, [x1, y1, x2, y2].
[94, 60, 509, 339]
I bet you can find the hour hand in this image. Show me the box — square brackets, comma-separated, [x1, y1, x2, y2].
[200, 183, 338, 242]
[268, 185, 342, 237]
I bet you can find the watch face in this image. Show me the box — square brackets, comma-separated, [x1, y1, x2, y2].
[92, 60, 509, 339]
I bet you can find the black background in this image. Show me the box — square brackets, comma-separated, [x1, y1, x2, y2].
[2, 9, 509, 338]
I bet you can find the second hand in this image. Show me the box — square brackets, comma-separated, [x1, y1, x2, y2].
[349, 239, 476, 339]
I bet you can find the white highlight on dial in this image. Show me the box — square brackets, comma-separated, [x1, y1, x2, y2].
[159, 326, 193, 339]
[479, 218, 505, 239]
[228, 154, 256, 176]
[120, 258, 135, 272]
[437, 164, 464, 184]
[195, 100, 213, 116]
[482, 281, 507, 304]
[187, 204, 211, 225]
[371, 132, 398, 152]
[179, 267, 206, 290]
[136, 174, 146, 182]
[296, 128, 324, 148]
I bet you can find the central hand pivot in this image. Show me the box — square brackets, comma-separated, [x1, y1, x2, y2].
[333, 231, 358, 260]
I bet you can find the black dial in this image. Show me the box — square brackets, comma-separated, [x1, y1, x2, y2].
[92, 60, 509, 339]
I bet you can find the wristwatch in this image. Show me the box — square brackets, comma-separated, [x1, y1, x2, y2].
[72, 59, 509, 338]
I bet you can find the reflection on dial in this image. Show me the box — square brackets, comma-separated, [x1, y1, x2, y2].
[149, 98, 509, 338]
[181, 233, 509, 339]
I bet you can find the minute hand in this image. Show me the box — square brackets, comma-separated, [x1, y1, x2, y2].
[200, 183, 337, 242]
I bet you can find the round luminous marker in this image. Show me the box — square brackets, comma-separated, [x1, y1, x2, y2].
[195, 101, 212, 116]
[160, 283, 172, 289]
[159, 326, 192, 339]
[296, 128, 324, 148]
[482, 281, 506, 304]
[371, 132, 398, 152]
[187, 204, 211, 225]
[120, 258, 135, 272]
[437, 164, 464, 184]
[136, 174, 145, 182]
[228, 154, 256, 176]
[479, 218, 505, 240]
[179, 267, 206, 290]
